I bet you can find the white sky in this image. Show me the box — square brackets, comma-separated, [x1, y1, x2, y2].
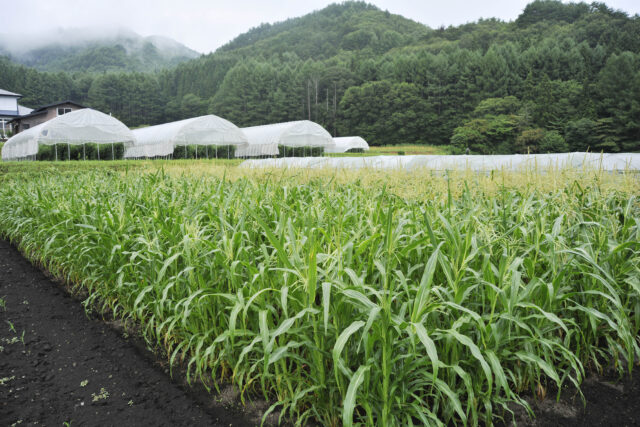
[1, 0, 639, 53]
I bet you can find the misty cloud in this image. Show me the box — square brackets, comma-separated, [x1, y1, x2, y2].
[0, 27, 145, 54]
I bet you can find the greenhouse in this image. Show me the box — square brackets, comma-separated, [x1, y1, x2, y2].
[125, 115, 249, 159]
[1, 108, 136, 161]
[326, 136, 370, 153]
[235, 120, 334, 157]
[241, 152, 640, 171]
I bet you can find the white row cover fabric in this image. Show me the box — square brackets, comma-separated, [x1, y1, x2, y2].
[125, 115, 248, 158]
[240, 156, 414, 170]
[240, 153, 640, 171]
[236, 120, 334, 157]
[404, 153, 640, 171]
[326, 136, 370, 153]
[2, 109, 135, 161]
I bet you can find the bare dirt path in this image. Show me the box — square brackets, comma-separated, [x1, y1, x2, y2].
[0, 238, 251, 426]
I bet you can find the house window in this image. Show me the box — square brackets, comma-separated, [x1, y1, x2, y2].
[57, 108, 72, 116]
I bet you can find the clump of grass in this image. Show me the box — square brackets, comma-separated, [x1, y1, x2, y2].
[0, 168, 637, 426]
[368, 144, 449, 155]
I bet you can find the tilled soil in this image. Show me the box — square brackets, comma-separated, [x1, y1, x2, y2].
[1, 237, 639, 426]
[0, 238, 253, 426]
[506, 372, 640, 426]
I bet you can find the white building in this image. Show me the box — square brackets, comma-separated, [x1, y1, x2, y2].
[0, 88, 33, 139]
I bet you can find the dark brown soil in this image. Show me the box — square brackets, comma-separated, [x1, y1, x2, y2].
[0, 238, 254, 426]
[504, 371, 640, 426]
[1, 237, 639, 426]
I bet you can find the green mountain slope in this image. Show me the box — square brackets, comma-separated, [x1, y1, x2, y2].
[217, 2, 430, 59]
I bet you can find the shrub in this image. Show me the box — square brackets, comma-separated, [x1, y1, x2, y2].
[515, 128, 546, 153]
[539, 131, 569, 153]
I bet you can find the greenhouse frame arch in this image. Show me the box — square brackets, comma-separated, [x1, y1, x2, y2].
[236, 120, 335, 157]
[125, 115, 249, 159]
[1, 108, 135, 161]
[326, 136, 370, 153]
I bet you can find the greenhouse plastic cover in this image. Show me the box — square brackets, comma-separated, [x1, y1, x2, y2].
[326, 136, 370, 153]
[236, 120, 334, 157]
[2, 108, 135, 161]
[240, 153, 640, 171]
[125, 115, 249, 158]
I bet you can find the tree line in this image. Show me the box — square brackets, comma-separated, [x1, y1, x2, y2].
[0, 0, 638, 153]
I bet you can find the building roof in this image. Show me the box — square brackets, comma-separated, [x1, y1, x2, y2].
[29, 100, 86, 115]
[0, 108, 33, 118]
[17, 105, 33, 116]
[0, 88, 22, 97]
[10, 100, 86, 122]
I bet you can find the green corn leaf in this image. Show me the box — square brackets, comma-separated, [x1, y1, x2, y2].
[342, 364, 370, 427]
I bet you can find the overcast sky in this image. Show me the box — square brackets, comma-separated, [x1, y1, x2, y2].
[1, 0, 639, 53]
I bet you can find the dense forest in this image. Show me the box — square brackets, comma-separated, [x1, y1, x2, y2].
[1, 0, 639, 153]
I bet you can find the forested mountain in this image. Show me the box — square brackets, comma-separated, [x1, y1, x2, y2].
[0, 28, 199, 73]
[1, 0, 639, 153]
[216, 2, 430, 59]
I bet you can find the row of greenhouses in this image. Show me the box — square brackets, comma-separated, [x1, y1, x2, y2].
[1, 109, 370, 161]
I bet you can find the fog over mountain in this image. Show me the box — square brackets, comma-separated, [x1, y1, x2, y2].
[0, 27, 200, 72]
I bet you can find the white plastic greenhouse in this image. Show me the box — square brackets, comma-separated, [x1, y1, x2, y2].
[240, 153, 640, 171]
[236, 120, 335, 157]
[326, 136, 370, 153]
[1, 108, 135, 161]
[125, 115, 249, 159]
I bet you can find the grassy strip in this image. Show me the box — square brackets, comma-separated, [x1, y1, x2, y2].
[0, 169, 638, 425]
[326, 144, 450, 157]
[368, 144, 450, 155]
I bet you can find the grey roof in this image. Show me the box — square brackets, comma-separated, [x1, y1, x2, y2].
[17, 105, 33, 116]
[28, 100, 86, 115]
[9, 100, 85, 122]
[0, 88, 22, 97]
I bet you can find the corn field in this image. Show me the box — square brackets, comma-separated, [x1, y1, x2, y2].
[0, 167, 638, 426]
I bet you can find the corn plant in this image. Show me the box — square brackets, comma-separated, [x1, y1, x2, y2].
[0, 168, 637, 426]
